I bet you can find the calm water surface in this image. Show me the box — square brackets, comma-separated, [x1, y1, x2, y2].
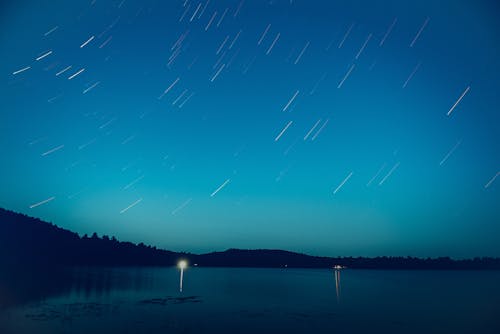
[1, 267, 499, 333]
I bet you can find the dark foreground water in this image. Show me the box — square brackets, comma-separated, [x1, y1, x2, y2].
[1, 267, 499, 334]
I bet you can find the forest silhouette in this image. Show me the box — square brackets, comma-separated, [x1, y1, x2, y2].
[1, 207, 499, 270]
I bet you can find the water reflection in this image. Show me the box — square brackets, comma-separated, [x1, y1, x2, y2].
[334, 269, 341, 303]
[0, 266, 151, 309]
[0, 266, 73, 309]
[178, 260, 187, 292]
[1, 267, 500, 334]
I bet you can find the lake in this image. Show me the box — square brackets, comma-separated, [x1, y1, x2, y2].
[1, 267, 499, 333]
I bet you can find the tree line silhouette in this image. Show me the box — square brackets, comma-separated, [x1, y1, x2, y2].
[1, 207, 499, 269]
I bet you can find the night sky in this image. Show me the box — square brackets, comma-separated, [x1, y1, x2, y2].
[1, 0, 499, 257]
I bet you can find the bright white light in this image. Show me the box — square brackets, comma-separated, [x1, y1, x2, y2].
[178, 260, 187, 269]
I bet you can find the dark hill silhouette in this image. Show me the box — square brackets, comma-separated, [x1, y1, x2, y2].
[0, 207, 181, 267]
[1, 207, 499, 270]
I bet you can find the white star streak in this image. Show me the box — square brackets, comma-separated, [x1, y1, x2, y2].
[337, 64, 355, 88]
[266, 32, 280, 55]
[333, 172, 353, 194]
[439, 140, 461, 166]
[121, 135, 136, 145]
[309, 72, 327, 95]
[99, 118, 116, 129]
[229, 30, 241, 49]
[179, 92, 195, 108]
[172, 198, 192, 215]
[216, 35, 229, 54]
[212, 50, 226, 69]
[227, 48, 239, 67]
[275, 121, 293, 142]
[36, 50, 52, 61]
[294, 41, 310, 64]
[410, 17, 429, 47]
[158, 78, 180, 99]
[258, 24, 271, 45]
[28, 137, 47, 146]
[173, 89, 188, 105]
[198, 0, 209, 19]
[171, 31, 188, 50]
[242, 55, 256, 74]
[12, 66, 31, 75]
[304, 119, 321, 140]
[311, 119, 329, 141]
[338, 23, 354, 48]
[68, 68, 85, 80]
[210, 179, 230, 197]
[120, 198, 143, 214]
[367, 163, 386, 187]
[402, 62, 421, 88]
[44, 26, 58, 36]
[378, 162, 400, 185]
[41, 145, 64, 156]
[99, 36, 112, 49]
[234, 0, 244, 17]
[56, 65, 72, 76]
[124, 175, 145, 190]
[68, 188, 86, 199]
[80, 35, 95, 48]
[179, 4, 190, 22]
[355, 33, 372, 59]
[282, 90, 299, 111]
[484, 172, 499, 189]
[380, 18, 397, 47]
[210, 63, 225, 82]
[167, 48, 182, 67]
[83, 81, 100, 94]
[217, 8, 228, 27]
[447, 86, 470, 116]
[78, 138, 97, 150]
[48, 94, 62, 103]
[29, 196, 55, 209]
[97, 16, 119, 38]
[190, 3, 202, 22]
[205, 11, 217, 31]
[284, 140, 298, 156]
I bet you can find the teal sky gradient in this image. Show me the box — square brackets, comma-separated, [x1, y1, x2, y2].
[0, 0, 499, 257]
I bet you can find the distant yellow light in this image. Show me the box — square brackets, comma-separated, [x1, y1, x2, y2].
[178, 260, 187, 269]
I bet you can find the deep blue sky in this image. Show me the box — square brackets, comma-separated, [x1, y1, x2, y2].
[1, 0, 499, 257]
